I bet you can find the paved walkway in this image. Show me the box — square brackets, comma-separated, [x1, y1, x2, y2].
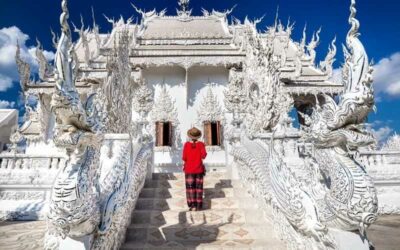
[0, 208, 399, 249]
[367, 215, 400, 250]
[0, 221, 45, 250]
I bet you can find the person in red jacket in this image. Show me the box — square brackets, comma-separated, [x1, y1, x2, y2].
[182, 127, 207, 211]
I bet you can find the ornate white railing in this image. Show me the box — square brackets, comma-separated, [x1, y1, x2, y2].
[357, 151, 400, 180]
[232, 132, 379, 250]
[43, 134, 153, 249]
[356, 150, 400, 215]
[0, 152, 67, 220]
[0, 153, 66, 185]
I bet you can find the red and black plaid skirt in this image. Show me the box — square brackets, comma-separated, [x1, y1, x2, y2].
[185, 173, 204, 209]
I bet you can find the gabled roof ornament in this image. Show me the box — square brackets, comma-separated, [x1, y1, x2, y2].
[178, 0, 190, 13]
[54, 0, 76, 93]
[177, 0, 192, 18]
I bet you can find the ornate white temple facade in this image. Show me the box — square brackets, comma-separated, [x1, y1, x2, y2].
[0, 0, 399, 249]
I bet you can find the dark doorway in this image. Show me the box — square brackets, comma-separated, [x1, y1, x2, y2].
[204, 121, 221, 146]
[156, 121, 172, 147]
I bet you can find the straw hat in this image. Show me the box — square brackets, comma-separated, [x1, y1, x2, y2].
[187, 127, 202, 140]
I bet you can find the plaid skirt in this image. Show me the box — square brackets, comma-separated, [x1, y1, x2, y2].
[185, 173, 204, 209]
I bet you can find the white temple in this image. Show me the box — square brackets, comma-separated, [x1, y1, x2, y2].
[0, 0, 399, 249]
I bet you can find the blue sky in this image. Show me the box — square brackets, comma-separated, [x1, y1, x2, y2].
[0, 0, 399, 143]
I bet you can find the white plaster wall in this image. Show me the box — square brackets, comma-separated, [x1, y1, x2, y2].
[143, 66, 186, 168]
[143, 66, 230, 170]
[187, 66, 229, 167]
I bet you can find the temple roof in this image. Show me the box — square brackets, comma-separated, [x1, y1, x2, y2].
[0, 110, 18, 143]
[140, 16, 231, 40]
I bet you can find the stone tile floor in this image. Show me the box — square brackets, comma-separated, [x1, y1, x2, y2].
[367, 215, 400, 250]
[0, 213, 399, 249]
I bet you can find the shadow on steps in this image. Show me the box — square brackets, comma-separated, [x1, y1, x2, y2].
[125, 211, 236, 249]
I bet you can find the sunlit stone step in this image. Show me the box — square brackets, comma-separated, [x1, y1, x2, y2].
[152, 172, 227, 181]
[144, 179, 243, 189]
[135, 197, 260, 211]
[121, 239, 285, 250]
[130, 209, 265, 227]
[0, 221, 46, 250]
[125, 223, 274, 242]
[139, 187, 251, 199]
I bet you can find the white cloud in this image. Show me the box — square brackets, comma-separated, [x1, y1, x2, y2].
[0, 26, 55, 92]
[373, 52, 400, 97]
[366, 120, 394, 146]
[0, 100, 16, 109]
[0, 75, 13, 92]
[371, 126, 393, 145]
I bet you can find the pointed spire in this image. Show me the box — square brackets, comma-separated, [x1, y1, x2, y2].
[347, 0, 360, 43]
[300, 23, 307, 50]
[50, 28, 59, 49]
[320, 36, 337, 78]
[177, 0, 192, 17]
[60, 0, 71, 38]
[274, 5, 279, 30]
[15, 42, 30, 91]
[35, 38, 51, 81]
[54, 0, 76, 92]
[178, 0, 190, 12]
[91, 6, 97, 30]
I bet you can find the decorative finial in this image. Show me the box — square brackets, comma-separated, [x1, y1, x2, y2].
[60, 0, 71, 38]
[178, 0, 190, 12]
[347, 0, 360, 42]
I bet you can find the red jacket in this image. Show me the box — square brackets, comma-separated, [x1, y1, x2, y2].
[182, 141, 207, 174]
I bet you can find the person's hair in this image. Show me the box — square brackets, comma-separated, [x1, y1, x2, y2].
[191, 139, 197, 148]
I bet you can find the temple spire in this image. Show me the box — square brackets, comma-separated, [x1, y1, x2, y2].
[177, 0, 191, 17]
[178, 0, 190, 12]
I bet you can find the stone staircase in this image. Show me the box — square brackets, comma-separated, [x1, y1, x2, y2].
[121, 171, 285, 250]
[0, 172, 285, 250]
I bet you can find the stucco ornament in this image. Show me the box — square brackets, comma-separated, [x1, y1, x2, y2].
[132, 79, 154, 116]
[44, 2, 154, 250]
[242, 24, 293, 136]
[271, 0, 378, 247]
[45, 0, 104, 246]
[231, 1, 379, 249]
[306, 28, 321, 65]
[150, 85, 180, 150]
[224, 68, 248, 126]
[35, 39, 53, 81]
[197, 85, 225, 125]
[102, 28, 134, 134]
[72, 16, 91, 67]
[15, 43, 31, 91]
[320, 37, 337, 78]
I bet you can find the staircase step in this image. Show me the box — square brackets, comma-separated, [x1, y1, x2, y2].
[144, 179, 243, 189]
[135, 197, 259, 211]
[130, 209, 265, 226]
[125, 223, 272, 242]
[121, 239, 285, 250]
[0, 221, 46, 250]
[152, 172, 226, 180]
[139, 187, 251, 199]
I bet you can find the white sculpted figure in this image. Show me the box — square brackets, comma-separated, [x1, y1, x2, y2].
[45, 0, 105, 247]
[231, 1, 379, 249]
[270, 0, 378, 248]
[45, 2, 152, 250]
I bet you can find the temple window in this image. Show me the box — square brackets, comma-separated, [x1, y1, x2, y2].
[204, 121, 221, 146]
[155, 121, 172, 147]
